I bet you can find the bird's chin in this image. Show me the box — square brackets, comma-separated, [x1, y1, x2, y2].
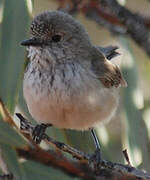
[27, 46, 41, 61]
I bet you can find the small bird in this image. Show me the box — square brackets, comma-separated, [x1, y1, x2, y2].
[21, 11, 127, 161]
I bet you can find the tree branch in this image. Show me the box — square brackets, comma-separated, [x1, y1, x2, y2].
[99, 0, 150, 55]
[57, 0, 150, 56]
[15, 113, 150, 180]
[1, 98, 150, 179]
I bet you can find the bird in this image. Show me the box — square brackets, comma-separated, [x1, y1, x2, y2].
[20, 10, 127, 161]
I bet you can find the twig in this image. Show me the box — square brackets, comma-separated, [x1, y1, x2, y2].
[16, 146, 95, 180]
[16, 146, 150, 180]
[123, 149, 132, 166]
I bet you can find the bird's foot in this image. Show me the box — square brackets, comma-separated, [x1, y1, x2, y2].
[32, 123, 52, 144]
[89, 148, 103, 173]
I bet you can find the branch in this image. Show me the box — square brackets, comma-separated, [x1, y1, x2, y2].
[16, 146, 150, 180]
[57, 0, 150, 56]
[99, 0, 150, 55]
[16, 146, 94, 180]
[0, 98, 150, 179]
[16, 113, 150, 180]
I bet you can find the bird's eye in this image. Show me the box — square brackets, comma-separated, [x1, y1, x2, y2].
[52, 35, 61, 42]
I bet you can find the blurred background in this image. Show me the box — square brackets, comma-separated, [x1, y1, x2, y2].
[0, 0, 150, 179]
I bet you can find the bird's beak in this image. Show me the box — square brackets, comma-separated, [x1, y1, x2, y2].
[21, 38, 42, 46]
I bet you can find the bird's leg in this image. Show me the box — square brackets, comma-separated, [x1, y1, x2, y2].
[32, 123, 52, 144]
[90, 129, 102, 168]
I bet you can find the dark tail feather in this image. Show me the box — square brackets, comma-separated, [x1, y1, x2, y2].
[96, 46, 120, 60]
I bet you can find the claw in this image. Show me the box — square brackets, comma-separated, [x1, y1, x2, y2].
[32, 123, 51, 144]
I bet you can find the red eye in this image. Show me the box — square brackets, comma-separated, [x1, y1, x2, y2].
[52, 35, 61, 42]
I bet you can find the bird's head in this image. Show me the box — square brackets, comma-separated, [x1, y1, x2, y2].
[21, 11, 92, 62]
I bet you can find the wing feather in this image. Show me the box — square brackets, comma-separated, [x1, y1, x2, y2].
[91, 47, 127, 88]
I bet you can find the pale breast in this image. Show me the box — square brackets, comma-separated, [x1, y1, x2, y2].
[23, 55, 118, 130]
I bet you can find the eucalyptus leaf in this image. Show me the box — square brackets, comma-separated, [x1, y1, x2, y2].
[0, 0, 30, 113]
[21, 160, 79, 180]
[0, 116, 26, 147]
[0, 143, 22, 178]
[120, 37, 150, 170]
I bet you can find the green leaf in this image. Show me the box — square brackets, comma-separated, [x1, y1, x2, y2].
[120, 37, 150, 170]
[0, 143, 22, 177]
[0, 116, 26, 147]
[0, 0, 30, 113]
[21, 160, 78, 180]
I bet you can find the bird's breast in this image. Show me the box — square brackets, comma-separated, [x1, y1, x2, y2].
[23, 61, 118, 130]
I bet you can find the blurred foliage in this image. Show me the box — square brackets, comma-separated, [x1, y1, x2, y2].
[0, 0, 29, 113]
[0, 0, 150, 179]
[21, 160, 79, 180]
[121, 38, 150, 169]
[0, 116, 26, 147]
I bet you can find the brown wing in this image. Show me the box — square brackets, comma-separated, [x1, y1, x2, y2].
[99, 60, 127, 88]
[91, 48, 127, 88]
